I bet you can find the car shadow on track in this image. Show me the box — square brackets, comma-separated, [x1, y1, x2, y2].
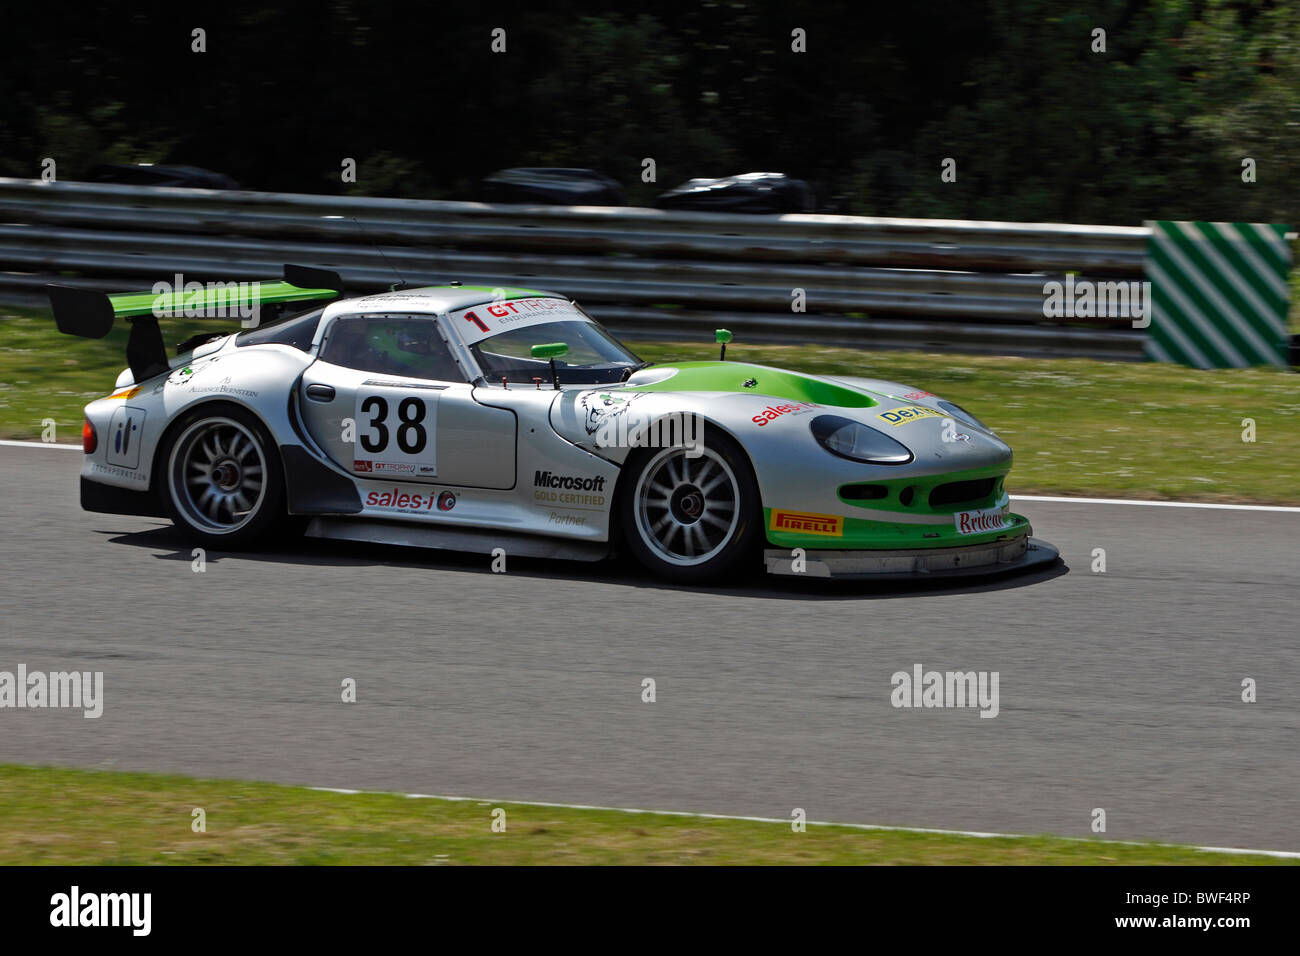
[98, 522, 1069, 601]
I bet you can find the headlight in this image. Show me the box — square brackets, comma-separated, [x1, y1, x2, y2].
[810, 415, 913, 464]
[935, 400, 991, 432]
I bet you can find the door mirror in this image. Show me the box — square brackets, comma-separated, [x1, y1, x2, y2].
[530, 342, 569, 389]
[530, 342, 569, 360]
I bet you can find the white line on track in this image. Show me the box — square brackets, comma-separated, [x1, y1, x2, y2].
[1011, 494, 1300, 514]
[308, 786, 1300, 859]
[2, 440, 1297, 514]
[0, 439, 81, 450]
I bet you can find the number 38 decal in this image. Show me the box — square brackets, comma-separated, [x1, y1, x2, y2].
[353, 390, 439, 476]
[360, 395, 428, 454]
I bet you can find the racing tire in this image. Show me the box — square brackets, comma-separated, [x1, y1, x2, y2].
[618, 425, 762, 583]
[160, 404, 289, 550]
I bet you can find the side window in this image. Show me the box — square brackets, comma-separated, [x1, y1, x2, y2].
[322, 315, 463, 382]
[236, 307, 325, 352]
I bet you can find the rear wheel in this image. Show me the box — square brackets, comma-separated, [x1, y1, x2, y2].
[162, 406, 287, 549]
[619, 427, 761, 583]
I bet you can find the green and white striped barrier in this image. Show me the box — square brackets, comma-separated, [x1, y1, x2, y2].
[1144, 221, 1292, 369]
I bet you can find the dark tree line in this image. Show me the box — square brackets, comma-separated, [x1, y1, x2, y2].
[2, 0, 1296, 225]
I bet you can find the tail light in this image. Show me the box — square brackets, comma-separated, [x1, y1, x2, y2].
[82, 419, 97, 454]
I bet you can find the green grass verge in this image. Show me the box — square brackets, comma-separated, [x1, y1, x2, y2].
[1, 304, 1296, 503]
[0, 764, 1291, 865]
[0, 305, 216, 446]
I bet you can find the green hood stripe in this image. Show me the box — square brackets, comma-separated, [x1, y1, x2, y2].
[627, 362, 877, 408]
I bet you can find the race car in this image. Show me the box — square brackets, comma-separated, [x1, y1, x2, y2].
[47, 266, 1058, 583]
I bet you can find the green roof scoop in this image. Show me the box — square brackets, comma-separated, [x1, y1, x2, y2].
[531, 342, 569, 390]
[715, 328, 733, 361]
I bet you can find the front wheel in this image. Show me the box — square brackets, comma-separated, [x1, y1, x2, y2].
[162, 405, 287, 549]
[618, 427, 762, 583]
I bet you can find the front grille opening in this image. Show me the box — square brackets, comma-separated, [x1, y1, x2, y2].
[899, 485, 916, 506]
[929, 477, 998, 508]
[840, 483, 888, 501]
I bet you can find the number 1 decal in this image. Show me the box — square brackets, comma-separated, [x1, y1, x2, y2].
[463, 310, 489, 333]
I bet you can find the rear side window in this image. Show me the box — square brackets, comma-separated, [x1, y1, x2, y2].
[322, 315, 464, 382]
[236, 307, 325, 352]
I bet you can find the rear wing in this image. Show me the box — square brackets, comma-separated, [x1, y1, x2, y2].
[46, 264, 342, 382]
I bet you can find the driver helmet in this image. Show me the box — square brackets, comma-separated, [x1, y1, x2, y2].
[365, 323, 424, 369]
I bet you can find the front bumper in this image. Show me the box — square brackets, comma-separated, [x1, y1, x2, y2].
[764, 535, 1059, 579]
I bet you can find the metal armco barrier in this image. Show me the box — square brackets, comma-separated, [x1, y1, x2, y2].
[1145, 221, 1293, 368]
[0, 177, 1168, 359]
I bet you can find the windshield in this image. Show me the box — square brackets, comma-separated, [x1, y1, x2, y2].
[470, 319, 643, 385]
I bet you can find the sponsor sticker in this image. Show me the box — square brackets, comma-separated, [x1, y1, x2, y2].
[363, 486, 440, 513]
[953, 507, 1010, 535]
[877, 405, 945, 426]
[168, 365, 197, 386]
[105, 406, 147, 469]
[752, 401, 820, 426]
[198, 377, 257, 398]
[453, 297, 583, 344]
[166, 356, 220, 388]
[579, 391, 646, 436]
[437, 491, 457, 511]
[533, 470, 606, 492]
[532, 470, 607, 508]
[353, 459, 418, 475]
[548, 511, 587, 526]
[89, 461, 148, 484]
[769, 509, 844, 537]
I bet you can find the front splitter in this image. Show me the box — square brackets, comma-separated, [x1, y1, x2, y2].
[763, 536, 1060, 580]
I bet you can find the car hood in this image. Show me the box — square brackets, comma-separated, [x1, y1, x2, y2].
[549, 361, 1010, 472]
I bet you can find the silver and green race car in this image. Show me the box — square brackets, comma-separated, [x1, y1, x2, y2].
[48, 266, 1058, 583]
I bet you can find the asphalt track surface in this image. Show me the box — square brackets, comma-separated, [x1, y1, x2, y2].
[2, 443, 1297, 851]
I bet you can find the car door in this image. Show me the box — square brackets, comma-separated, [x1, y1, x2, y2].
[298, 312, 517, 489]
